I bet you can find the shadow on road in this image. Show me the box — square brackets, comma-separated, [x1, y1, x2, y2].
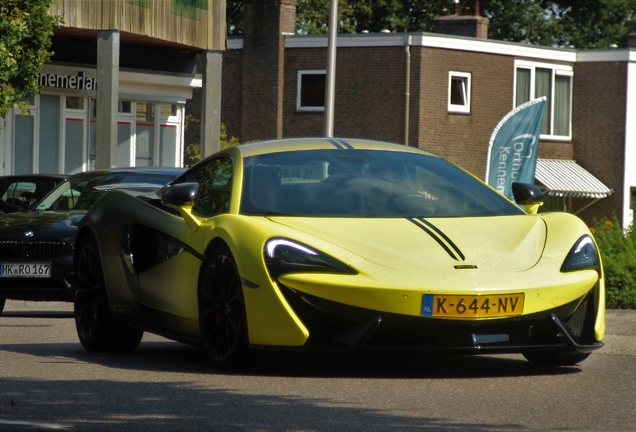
[0, 337, 581, 380]
[0, 311, 588, 431]
[0, 375, 528, 431]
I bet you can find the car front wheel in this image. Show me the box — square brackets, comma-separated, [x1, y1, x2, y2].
[199, 246, 248, 369]
[74, 234, 143, 352]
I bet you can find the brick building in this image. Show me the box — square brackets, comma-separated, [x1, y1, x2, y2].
[188, 0, 636, 228]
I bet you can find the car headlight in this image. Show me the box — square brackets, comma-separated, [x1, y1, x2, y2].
[62, 236, 75, 250]
[264, 238, 357, 279]
[561, 235, 600, 274]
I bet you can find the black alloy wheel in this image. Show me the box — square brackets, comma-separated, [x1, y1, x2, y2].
[523, 351, 591, 366]
[74, 234, 143, 352]
[199, 246, 248, 369]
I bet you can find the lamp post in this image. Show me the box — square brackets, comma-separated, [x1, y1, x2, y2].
[323, 0, 338, 138]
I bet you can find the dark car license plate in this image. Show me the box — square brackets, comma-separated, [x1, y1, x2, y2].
[0, 263, 51, 278]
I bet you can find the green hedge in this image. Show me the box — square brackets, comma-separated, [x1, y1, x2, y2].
[592, 216, 636, 309]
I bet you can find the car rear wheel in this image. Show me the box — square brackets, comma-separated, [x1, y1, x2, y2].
[523, 351, 591, 366]
[199, 246, 248, 369]
[74, 234, 143, 352]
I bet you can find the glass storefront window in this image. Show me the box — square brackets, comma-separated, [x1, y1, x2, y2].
[91, 98, 97, 119]
[159, 124, 178, 166]
[65, 118, 84, 174]
[12, 97, 182, 174]
[118, 123, 132, 167]
[135, 125, 154, 167]
[39, 94, 60, 174]
[66, 96, 84, 110]
[20, 96, 36, 106]
[119, 101, 132, 114]
[159, 103, 177, 117]
[14, 115, 35, 174]
[136, 102, 154, 122]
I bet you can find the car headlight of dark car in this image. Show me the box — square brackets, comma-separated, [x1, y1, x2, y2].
[62, 236, 75, 250]
[560, 235, 600, 274]
[264, 238, 357, 279]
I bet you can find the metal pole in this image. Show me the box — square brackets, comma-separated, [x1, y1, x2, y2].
[323, 0, 338, 138]
[404, 34, 412, 146]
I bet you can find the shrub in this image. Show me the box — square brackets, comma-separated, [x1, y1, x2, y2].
[184, 119, 239, 167]
[592, 216, 636, 309]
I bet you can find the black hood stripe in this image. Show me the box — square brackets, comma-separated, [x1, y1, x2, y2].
[325, 138, 354, 150]
[334, 138, 354, 149]
[415, 217, 466, 261]
[325, 138, 346, 149]
[407, 218, 460, 261]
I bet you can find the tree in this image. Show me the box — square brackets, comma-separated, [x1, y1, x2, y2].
[0, 0, 60, 119]
[484, 0, 636, 48]
[296, 0, 567, 42]
[549, 0, 636, 48]
[481, 0, 563, 46]
[227, 0, 244, 35]
[297, 0, 447, 34]
[235, 0, 636, 49]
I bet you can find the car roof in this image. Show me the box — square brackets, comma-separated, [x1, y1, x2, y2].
[0, 174, 69, 181]
[225, 137, 438, 159]
[68, 167, 186, 179]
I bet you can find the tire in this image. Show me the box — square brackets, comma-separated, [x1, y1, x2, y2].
[0, 299, 5, 314]
[74, 234, 143, 352]
[523, 351, 591, 366]
[199, 246, 248, 369]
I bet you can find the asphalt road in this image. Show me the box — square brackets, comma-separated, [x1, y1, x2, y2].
[1, 301, 635, 431]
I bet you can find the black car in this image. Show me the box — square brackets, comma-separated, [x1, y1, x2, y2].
[0, 174, 68, 214]
[0, 167, 185, 314]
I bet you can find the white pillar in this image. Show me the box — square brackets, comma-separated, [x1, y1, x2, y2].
[96, 30, 120, 169]
[201, 50, 223, 158]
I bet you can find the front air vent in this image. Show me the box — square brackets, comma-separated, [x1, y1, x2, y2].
[0, 239, 22, 258]
[27, 240, 64, 258]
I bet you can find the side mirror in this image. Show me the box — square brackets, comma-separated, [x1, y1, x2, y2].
[161, 183, 199, 207]
[160, 183, 201, 233]
[511, 182, 543, 214]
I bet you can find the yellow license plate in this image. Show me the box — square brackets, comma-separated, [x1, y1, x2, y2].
[421, 293, 524, 318]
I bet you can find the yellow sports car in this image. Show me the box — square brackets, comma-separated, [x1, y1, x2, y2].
[73, 138, 604, 368]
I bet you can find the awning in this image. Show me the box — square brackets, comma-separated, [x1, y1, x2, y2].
[535, 159, 613, 199]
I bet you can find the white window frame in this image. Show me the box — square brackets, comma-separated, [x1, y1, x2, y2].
[448, 71, 471, 114]
[514, 60, 573, 141]
[296, 70, 326, 112]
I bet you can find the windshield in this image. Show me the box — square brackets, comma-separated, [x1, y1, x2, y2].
[36, 172, 179, 211]
[240, 150, 524, 218]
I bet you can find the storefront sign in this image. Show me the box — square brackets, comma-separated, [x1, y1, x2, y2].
[37, 71, 97, 91]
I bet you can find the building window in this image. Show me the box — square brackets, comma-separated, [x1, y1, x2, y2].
[297, 70, 326, 112]
[448, 72, 471, 114]
[65, 96, 84, 110]
[159, 103, 178, 117]
[515, 61, 573, 139]
[119, 100, 132, 114]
